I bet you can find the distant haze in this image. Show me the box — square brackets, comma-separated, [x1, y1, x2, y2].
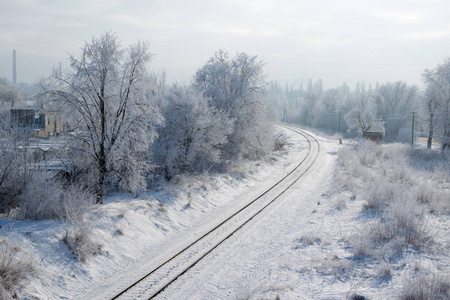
[1, 0, 449, 89]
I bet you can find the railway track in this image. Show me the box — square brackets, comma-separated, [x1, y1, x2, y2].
[98, 126, 320, 300]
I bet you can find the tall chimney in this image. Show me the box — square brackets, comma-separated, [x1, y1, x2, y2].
[59, 62, 62, 77]
[12, 49, 17, 85]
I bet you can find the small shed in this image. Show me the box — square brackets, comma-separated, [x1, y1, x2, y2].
[363, 131, 383, 144]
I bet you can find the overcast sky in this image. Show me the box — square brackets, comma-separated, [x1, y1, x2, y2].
[1, 0, 449, 89]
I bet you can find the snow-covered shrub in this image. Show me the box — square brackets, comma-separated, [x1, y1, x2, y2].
[56, 184, 95, 222]
[364, 177, 398, 210]
[273, 133, 287, 151]
[409, 148, 448, 172]
[316, 255, 354, 277]
[430, 189, 450, 214]
[19, 174, 94, 221]
[0, 117, 35, 214]
[346, 158, 370, 181]
[336, 144, 353, 168]
[297, 231, 321, 245]
[368, 200, 433, 250]
[0, 238, 36, 297]
[18, 173, 61, 220]
[351, 232, 372, 257]
[362, 186, 389, 211]
[406, 182, 450, 214]
[400, 272, 449, 300]
[225, 157, 253, 180]
[63, 220, 103, 263]
[356, 141, 379, 166]
[339, 142, 445, 255]
[337, 142, 379, 181]
[335, 173, 358, 199]
[388, 160, 411, 183]
[409, 182, 437, 205]
[431, 164, 450, 185]
[407, 148, 450, 214]
[375, 261, 393, 277]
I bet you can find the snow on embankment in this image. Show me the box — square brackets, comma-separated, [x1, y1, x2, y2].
[0, 126, 304, 299]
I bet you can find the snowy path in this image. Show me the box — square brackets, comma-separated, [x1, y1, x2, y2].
[157, 133, 339, 299]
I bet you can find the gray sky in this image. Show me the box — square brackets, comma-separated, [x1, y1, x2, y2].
[1, 0, 449, 89]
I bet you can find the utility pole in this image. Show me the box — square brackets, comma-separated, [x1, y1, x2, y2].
[411, 112, 415, 145]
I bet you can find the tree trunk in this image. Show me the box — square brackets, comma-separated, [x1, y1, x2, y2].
[442, 101, 450, 152]
[427, 112, 434, 149]
[96, 156, 106, 204]
[97, 88, 106, 204]
[164, 165, 171, 181]
[442, 127, 449, 151]
[427, 135, 433, 150]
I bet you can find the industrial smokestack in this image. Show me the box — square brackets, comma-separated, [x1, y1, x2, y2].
[13, 49, 17, 84]
[59, 62, 62, 77]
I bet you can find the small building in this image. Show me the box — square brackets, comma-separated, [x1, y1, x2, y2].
[10, 108, 63, 137]
[363, 131, 383, 144]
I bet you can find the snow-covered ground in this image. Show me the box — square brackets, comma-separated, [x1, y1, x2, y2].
[0, 126, 308, 299]
[1, 126, 449, 299]
[157, 133, 345, 299]
[158, 133, 450, 299]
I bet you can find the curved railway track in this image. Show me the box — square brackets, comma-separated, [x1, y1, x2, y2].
[105, 125, 320, 300]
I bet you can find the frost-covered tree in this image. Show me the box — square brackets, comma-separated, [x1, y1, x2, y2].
[266, 81, 286, 121]
[42, 32, 162, 203]
[0, 78, 23, 108]
[321, 88, 341, 113]
[303, 78, 323, 126]
[423, 58, 450, 151]
[0, 110, 34, 213]
[422, 83, 442, 149]
[153, 85, 232, 179]
[374, 81, 418, 141]
[194, 50, 272, 160]
[344, 82, 381, 136]
[314, 88, 345, 132]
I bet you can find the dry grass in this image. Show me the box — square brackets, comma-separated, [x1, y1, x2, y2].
[400, 272, 450, 300]
[375, 261, 393, 277]
[63, 221, 103, 263]
[0, 238, 36, 297]
[339, 142, 442, 260]
[297, 231, 321, 246]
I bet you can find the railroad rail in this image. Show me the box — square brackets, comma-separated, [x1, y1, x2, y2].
[93, 126, 320, 300]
